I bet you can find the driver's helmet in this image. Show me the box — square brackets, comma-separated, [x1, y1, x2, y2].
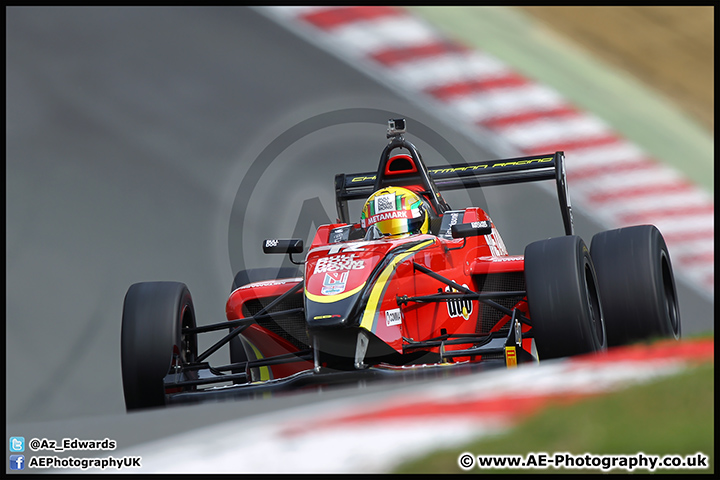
[360, 186, 429, 237]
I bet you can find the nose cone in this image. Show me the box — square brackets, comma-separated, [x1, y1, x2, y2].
[304, 241, 394, 328]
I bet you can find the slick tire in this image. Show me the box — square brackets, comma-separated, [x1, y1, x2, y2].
[525, 235, 606, 360]
[121, 282, 198, 411]
[590, 225, 681, 346]
[229, 267, 301, 376]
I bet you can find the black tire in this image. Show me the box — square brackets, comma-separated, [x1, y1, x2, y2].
[121, 282, 198, 411]
[525, 235, 606, 360]
[590, 225, 681, 346]
[229, 267, 301, 370]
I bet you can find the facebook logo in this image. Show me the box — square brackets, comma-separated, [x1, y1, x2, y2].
[9, 455, 25, 470]
[9, 437, 25, 452]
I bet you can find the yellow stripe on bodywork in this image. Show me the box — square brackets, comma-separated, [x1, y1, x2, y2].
[245, 338, 271, 381]
[304, 282, 366, 304]
[360, 240, 434, 332]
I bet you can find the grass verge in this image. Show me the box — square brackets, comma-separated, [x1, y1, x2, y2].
[393, 359, 713, 474]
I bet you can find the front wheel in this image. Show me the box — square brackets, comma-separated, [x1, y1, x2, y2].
[524, 235, 606, 360]
[590, 225, 681, 346]
[121, 282, 198, 411]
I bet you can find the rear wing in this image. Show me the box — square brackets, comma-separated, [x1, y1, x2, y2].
[335, 151, 574, 236]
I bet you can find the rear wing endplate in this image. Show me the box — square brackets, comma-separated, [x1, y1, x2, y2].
[335, 151, 573, 236]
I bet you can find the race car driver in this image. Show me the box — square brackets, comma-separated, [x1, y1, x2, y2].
[360, 186, 430, 238]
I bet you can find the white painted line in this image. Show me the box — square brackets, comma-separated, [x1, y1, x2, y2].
[445, 83, 566, 122]
[649, 214, 714, 238]
[263, 6, 333, 17]
[331, 17, 438, 55]
[571, 164, 686, 193]
[582, 190, 713, 218]
[495, 114, 612, 151]
[390, 51, 512, 90]
[564, 141, 647, 168]
[676, 265, 714, 287]
[665, 237, 715, 254]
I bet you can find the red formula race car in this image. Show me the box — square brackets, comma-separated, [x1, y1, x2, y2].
[121, 119, 681, 411]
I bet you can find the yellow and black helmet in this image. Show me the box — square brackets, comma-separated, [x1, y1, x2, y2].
[360, 186, 429, 237]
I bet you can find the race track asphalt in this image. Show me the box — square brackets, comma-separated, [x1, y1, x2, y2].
[6, 5, 500, 428]
[6, 6, 713, 462]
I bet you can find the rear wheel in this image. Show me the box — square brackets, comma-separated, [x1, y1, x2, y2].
[121, 282, 198, 411]
[590, 225, 681, 346]
[525, 235, 606, 360]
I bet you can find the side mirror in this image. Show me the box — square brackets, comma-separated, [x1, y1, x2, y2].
[451, 221, 492, 238]
[263, 238, 304, 254]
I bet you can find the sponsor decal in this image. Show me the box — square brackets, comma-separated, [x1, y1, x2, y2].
[489, 255, 524, 262]
[427, 156, 552, 175]
[329, 226, 350, 244]
[313, 314, 343, 320]
[327, 242, 369, 255]
[314, 254, 365, 274]
[321, 271, 349, 295]
[444, 211, 461, 237]
[351, 175, 376, 183]
[486, 231, 506, 256]
[374, 192, 396, 214]
[505, 346, 518, 368]
[238, 279, 299, 290]
[385, 308, 402, 326]
[362, 209, 412, 228]
[445, 283, 474, 320]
